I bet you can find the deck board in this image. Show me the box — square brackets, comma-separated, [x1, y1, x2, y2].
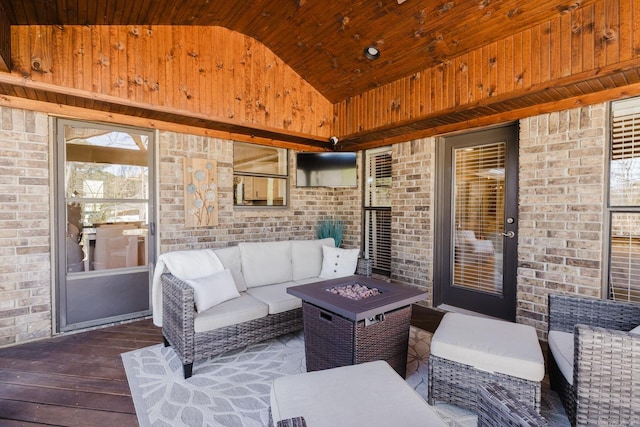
[0, 308, 442, 426]
[0, 318, 162, 426]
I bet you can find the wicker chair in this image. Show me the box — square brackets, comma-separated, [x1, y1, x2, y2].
[477, 383, 551, 427]
[548, 294, 640, 426]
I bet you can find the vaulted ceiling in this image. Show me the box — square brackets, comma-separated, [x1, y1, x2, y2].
[0, 0, 639, 150]
[0, 0, 596, 102]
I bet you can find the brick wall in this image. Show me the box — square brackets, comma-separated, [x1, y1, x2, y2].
[157, 131, 362, 252]
[391, 138, 436, 304]
[0, 107, 51, 346]
[518, 104, 606, 338]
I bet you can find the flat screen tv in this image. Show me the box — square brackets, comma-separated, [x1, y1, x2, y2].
[296, 152, 357, 188]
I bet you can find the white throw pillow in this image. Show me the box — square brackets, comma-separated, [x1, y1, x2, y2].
[184, 268, 240, 312]
[630, 325, 640, 335]
[319, 246, 360, 279]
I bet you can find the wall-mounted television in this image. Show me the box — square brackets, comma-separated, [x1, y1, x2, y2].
[296, 152, 357, 188]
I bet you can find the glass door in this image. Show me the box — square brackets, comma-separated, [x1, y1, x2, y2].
[435, 125, 519, 321]
[55, 119, 155, 332]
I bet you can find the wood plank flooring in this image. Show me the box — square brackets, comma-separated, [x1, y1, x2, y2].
[0, 319, 162, 426]
[0, 306, 443, 426]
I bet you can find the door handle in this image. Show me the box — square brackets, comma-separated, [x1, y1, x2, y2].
[501, 230, 515, 238]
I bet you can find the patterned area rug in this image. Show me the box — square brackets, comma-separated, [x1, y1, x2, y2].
[122, 326, 569, 426]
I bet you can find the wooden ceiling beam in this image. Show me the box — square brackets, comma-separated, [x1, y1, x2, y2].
[0, 72, 329, 151]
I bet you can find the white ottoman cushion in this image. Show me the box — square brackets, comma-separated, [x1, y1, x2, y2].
[270, 360, 447, 427]
[431, 312, 544, 382]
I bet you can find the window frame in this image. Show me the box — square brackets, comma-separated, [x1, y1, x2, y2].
[363, 146, 392, 275]
[605, 98, 640, 303]
[232, 141, 289, 208]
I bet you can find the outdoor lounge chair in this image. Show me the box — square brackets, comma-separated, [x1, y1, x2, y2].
[547, 293, 640, 426]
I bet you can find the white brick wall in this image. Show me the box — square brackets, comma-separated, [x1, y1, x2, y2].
[0, 107, 51, 346]
[518, 104, 606, 338]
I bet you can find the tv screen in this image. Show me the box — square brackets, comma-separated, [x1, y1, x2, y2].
[296, 152, 357, 188]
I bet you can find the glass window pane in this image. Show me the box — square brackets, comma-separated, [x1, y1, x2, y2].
[234, 176, 287, 206]
[233, 142, 287, 175]
[452, 143, 505, 295]
[609, 213, 640, 303]
[610, 99, 640, 206]
[66, 201, 148, 272]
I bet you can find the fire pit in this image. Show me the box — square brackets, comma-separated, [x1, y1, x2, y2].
[287, 277, 427, 378]
[326, 283, 381, 300]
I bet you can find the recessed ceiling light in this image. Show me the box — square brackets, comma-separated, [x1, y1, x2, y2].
[364, 46, 380, 60]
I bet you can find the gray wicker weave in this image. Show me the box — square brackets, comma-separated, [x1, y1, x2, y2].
[161, 273, 303, 379]
[477, 383, 551, 427]
[548, 293, 640, 427]
[428, 354, 541, 413]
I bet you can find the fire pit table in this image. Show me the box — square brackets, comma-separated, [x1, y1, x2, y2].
[287, 277, 427, 378]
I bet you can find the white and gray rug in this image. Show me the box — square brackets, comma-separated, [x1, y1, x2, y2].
[121, 326, 569, 427]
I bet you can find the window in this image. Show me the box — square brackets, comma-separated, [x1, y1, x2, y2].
[233, 142, 288, 207]
[363, 147, 392, 274]
[608, 97, 640, 303]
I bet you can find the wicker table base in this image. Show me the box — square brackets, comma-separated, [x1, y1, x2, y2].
[303, 302, 411, 377]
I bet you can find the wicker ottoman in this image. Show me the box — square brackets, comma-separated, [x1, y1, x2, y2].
[428, 312, 544, 413]
[270, 360, 447, 427]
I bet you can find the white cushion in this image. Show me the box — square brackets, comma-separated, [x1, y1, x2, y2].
[213, 246, 247, 292]
[161, 248, 224, 280]
[246, 282, 302, 314]
[291, 238, 335, 281]
[548, 330, 574, 385]
[630, 325, 640, 335]
[270, 360, 447, 427]
[240, 241, 293, 288]
[184, 268, 240, 313]
[431, 312, 545, 382]
[194, 293, 268, 333]
[319, 246, 359, 279]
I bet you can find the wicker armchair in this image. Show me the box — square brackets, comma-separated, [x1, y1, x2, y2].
[477, 383, 551, 427]
[548, 294, 640, 426]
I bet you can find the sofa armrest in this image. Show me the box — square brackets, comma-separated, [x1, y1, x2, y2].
[549, 294, 640, 333]
[162, 272, 196, 364]
[573, 324, 640, 424]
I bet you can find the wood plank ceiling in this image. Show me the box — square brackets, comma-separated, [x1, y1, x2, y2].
[0, 0, 639, 149]
[0, 0, 595, 102]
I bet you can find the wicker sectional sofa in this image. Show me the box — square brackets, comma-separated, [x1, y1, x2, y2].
[156, 238, 338, 378]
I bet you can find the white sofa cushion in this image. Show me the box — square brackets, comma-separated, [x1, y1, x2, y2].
[194, 293, 268, 333]
[431, 312, 545, 382]
[270, 360, 447, 427]
[548, 330, 575, 385]
[240, 241, 293, 288]
[319, 246, 359, 279]
[184, 268, 240, 312]
[246, 282, 302, 314]
[291, 238, 335, 281]
[630, 324, 640, 335]
[214, 246, 247, 291]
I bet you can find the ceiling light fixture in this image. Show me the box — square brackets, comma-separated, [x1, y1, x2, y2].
[364, 45, 380, 60]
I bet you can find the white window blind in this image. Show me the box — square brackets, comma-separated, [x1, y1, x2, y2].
[452, 143, 505, 295]
[364, 147, 392, 274]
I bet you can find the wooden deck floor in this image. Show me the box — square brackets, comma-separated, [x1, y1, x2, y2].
[0, 319, 163, 426]
[0, 306, 443, 426]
